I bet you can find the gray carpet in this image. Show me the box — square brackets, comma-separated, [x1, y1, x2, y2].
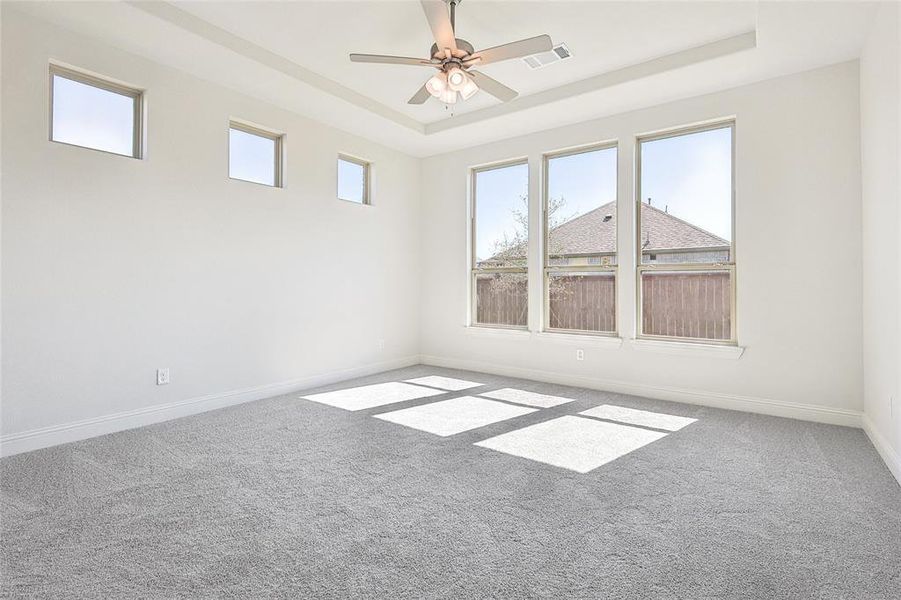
[2, 365, 900, 599]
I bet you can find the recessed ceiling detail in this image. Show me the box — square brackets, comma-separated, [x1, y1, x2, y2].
[13, 1, 879, 156]
[425, 31, 756, 135]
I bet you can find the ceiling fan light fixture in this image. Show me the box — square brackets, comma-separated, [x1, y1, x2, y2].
[446, 67, 467, 91]
[351, 0, 543, 106]
[439, 88, 458, 104]
[459, 76, 479, 100]
[425, 72, 448, 98]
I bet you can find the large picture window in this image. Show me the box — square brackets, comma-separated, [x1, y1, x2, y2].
[636, 122, 735, 343]
[471, 160, 529, 328]
[543, 144, 618, 334]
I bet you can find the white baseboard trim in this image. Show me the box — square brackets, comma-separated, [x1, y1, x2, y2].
[0, 355, 420, 458]
[862, 414, 901, 487]
[421, 354, 862, 428]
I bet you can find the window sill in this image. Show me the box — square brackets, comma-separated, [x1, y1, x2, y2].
[463, 325, 531, 339]
[534, 332, 623, 348]
[630, 338, 745, 359]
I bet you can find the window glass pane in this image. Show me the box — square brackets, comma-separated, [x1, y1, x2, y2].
[51, 74, 136, 157]
[548, 272, 615, 333]
[338, 158, 367, 203]
[476, 272, 528, 327]
[547, 147, 617, 266]
[641, 270, 732, 340]
[229, 127, 277, 186]
[474, 163, 529, 269]
[639, 126, 732, 264]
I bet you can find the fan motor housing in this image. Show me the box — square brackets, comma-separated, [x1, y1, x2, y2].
[430, 39, 475, 60]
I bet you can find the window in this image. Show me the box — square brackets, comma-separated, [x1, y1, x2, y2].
[471, 160, 529, 328]
[543, 144, 618, 334]
[337, 155, 371, 204]
[49, 65, 142, 158]
[228, 122, 282, 187]
[637, 122, 735, 343]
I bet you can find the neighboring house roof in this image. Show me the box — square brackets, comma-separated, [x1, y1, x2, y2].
[488, 201, 728, 261]
[550, 201, 728, 255]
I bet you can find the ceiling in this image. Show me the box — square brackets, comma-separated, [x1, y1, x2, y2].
[11, 1, 880, 157]
[172, 1, 759, 123]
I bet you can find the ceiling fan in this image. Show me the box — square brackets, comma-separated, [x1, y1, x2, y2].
[350, 0, 552, 105]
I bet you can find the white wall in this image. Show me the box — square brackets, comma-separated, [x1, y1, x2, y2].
[860, 2, 901, 480]
[0, 7, 890, 466]
[420, 62, 863, 425]
[0, 9, 422, 450]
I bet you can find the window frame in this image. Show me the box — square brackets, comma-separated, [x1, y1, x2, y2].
[541, 141, 619, 337]
[469, 158, 530, 331]
[227, 120, 284, 188]
[48, 64, 144, 159]
[635, 119, 737, 345]
[336, 153, 372, 205]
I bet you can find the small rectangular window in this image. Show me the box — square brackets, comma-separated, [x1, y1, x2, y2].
[337, 155, 371, 204]
[50, 65, 142, 158]
[637, 121, 735, 343]
[471, 160, 529, 329]
[543, 144, 618, 335]
[228, 122, 282, 187]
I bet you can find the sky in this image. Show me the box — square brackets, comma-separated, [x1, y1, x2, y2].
[337, 158, 366, 203]
[475, 126, 732, 262]
[51, 75, 134, 156]
[547, 146, 617, 229]
[229, 128, 276, 187]
[474, 163, 529, 262]
[640, 126, 732, 241]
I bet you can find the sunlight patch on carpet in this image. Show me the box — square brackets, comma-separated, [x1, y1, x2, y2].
[375, 396, 537, 437]
[479, 388, 574, 408]
[404, 375, 484, 391]
[579, 405, 697, 431]
[475, 416, 667, 473]
[301, 382, 445, 411]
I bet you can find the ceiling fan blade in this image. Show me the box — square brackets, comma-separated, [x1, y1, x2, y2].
[350, 54, 437, 67]
[420, 0, 457, 53]
[470, 35, 553, 66]
[468, 70, 518, 102]
[408, 82, 431, 105]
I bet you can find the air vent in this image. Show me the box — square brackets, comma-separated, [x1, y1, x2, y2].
[522, 43, 572, 69]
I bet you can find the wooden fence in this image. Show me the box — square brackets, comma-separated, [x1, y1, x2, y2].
[475, 274, 528, 327]
[548, 274, 616, 332]
[476, 271, 731, 340]
[641, 271, 731, 340]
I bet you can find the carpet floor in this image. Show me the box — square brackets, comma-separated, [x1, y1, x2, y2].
[2, 365, 900, 599]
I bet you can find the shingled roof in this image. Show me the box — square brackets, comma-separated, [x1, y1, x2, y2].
[548, 201, 728, 255]
[487, 201, 728, 262]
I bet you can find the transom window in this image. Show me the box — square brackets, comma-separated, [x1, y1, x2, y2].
[49, 65, 143, 158]
[543, 144, 618, 335]
[471, 160, 529, 329]
[228, 122, 283, 187]
[637, 121, 735, 343]
[337, 155, 371, 204]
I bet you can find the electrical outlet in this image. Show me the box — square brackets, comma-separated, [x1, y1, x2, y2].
[377, 339, 386, 351]
[576, 349, 584, 361]
[156, 368, 170, 386]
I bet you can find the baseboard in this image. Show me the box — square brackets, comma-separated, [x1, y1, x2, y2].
[0, 354, 420, 457]
[862, 414, 901, 487]
[421, 354, 863, 428]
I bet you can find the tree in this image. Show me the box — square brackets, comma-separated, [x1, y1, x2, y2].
[477, 195, 578, 326]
